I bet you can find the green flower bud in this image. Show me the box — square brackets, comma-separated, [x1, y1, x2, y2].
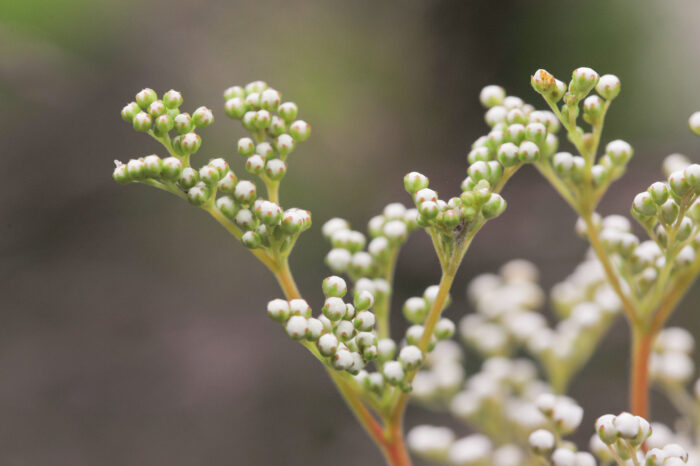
[216, 195, 237, 218]
[660, 199, 680, 224]
[266, 299, 290, 322]
[241, 111, 257, 131]
[531, 69, 557, 95]
[199, 165, 220, 186]
[152, 113, 173, 135]
[223, 85, 245, 100]
[632, 192, 658, 217]
[570, 67, 599, 98]
[178, 167, 199, 189]
[218, 171, 238, 194]
[245, 155, 265, 175]
[256, 200, 283, 226]
[506, 124, 526, 144]
[289, 120, 310, 141]
[143, 154, 162, 178]
[591, 164, 609, 187]
[126, 158, 146, 180]
[244, 80, 267, 95]
[237, 137, 255, 157]
[265, 159, 287, 181]
[497, 142, 520, 167]
[187, 185, 209, 206]
[518, 141, 540, 163]
[525, 122, 547, 145]
[278, 102, 298, 123]
[254, 109, 271, 129]
[235, 209, 256, 230]
[683, 164, 700, 190]
[583, 95, 604, 121]
[180, 132, 201, 154]
[148, 100, 166, 118]
[596, 74, 621, 100]
[439, 209, 460, 229]
[398, 345, 423, 371]
[542, 133, 559, 158]
[112, 161, 130, 184]
[418, 201, 439, 220]
[482, 193, 506, 219]
[506, 108, 528, 125]
[268, 115, 287, 137]
[174, 113, 193, 134]
[689, 111, 700, 135]
[434, 318, 455, 339]
[668, 170, 691, 197]
[255, 142, 274, 160]
[353, 290, 374, 311]
[403, 297, 428, 324]
[259, 88, 281, 112]
[404, 171, 429, 194]
[162, 89, 183, 109]
[605, 140, 633, 166]
[467, 147, 491, 164]
[242, 230, 262, 249]
[135, 88, 157, 110]
[275, 134, 295, 156]
[224, 97, 247, 119]
[323, 276, 348, 298]
[233, 180, 257, 204]
[192, 106, 214, 128]
[648, 182, 669, 205]
[479, 85, 505, 108]
[676, 216, 694, 242]
[687, 199, 700, 222]
[121, 102, 140, 122]
[323, 297, 346, 321]
[132, 112, 152, 132]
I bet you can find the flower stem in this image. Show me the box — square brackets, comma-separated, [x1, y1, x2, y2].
[630, 327, 653, 419]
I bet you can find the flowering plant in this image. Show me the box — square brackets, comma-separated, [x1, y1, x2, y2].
[114, 69, 700, 465]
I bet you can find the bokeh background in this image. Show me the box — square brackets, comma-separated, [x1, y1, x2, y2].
[2, 0, 700, 464]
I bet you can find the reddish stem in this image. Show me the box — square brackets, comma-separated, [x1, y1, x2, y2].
[630, 329, 655, 419]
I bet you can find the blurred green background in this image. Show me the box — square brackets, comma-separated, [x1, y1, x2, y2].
[1, 0, 699, 464]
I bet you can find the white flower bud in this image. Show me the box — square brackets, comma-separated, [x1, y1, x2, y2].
[529, 429, 555, 455]
[552, 400, 583, 434]
[383, 220, 407, 242]
[606, 139, 633, 165]
[486, 105, 507, 126]
[305, 318, 324, 341]
[663, 444, 688, 462]
[644, 448, 668, 466]
[285, 315, 308, 340]
[434, 318, 455, 340]
[535, 393, 557, 416]
[287, 299, 311, 318]
[325, 248, 352, 272]
[399, 345, 423, 370]
[613, 412, 639, 439]
[353, 311, 375, 332]
[334, 320, 355, 341]
[573, 452, 596, 466]
[318, 333, 339, 356]
[415, 188, 438, 204]
[407, 425, 455, 460]
[406, 325, 425, 345]
[332, 349, 353, 371]
[322, 275, 347, 298]
[480, 85, 505, 108]
[322, 297, 346, 321]
[383, 361, 405, 385]
[595, 414, 618, 444]
[267, 299, 290, 322]
[449, 435, 492, 465]
[377, 338, 396, 361]
[596, 74, 621, 100]
[551, 448, 575, 466]
[690, 111, 700, 135]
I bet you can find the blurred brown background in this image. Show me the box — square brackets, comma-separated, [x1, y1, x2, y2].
[1, 0, 700, 464]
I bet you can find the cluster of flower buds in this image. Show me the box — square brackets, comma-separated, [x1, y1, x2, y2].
[590, 412, 690, 465]
[459, 257, 620, 392]
[267, 276, 379, 375]
[531, 68, 633, 194]
[448, 357, 552, 444]
[411, 340, 464, 403]
[630, 156, 700, 275]
[224, 81, 309, 184]
[119, 88, 212, 159]
[408, 426, 528, 466]
[322, 202, 419, 282]
[404, 168, 506, 244]
[650, 327, 695, 387]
